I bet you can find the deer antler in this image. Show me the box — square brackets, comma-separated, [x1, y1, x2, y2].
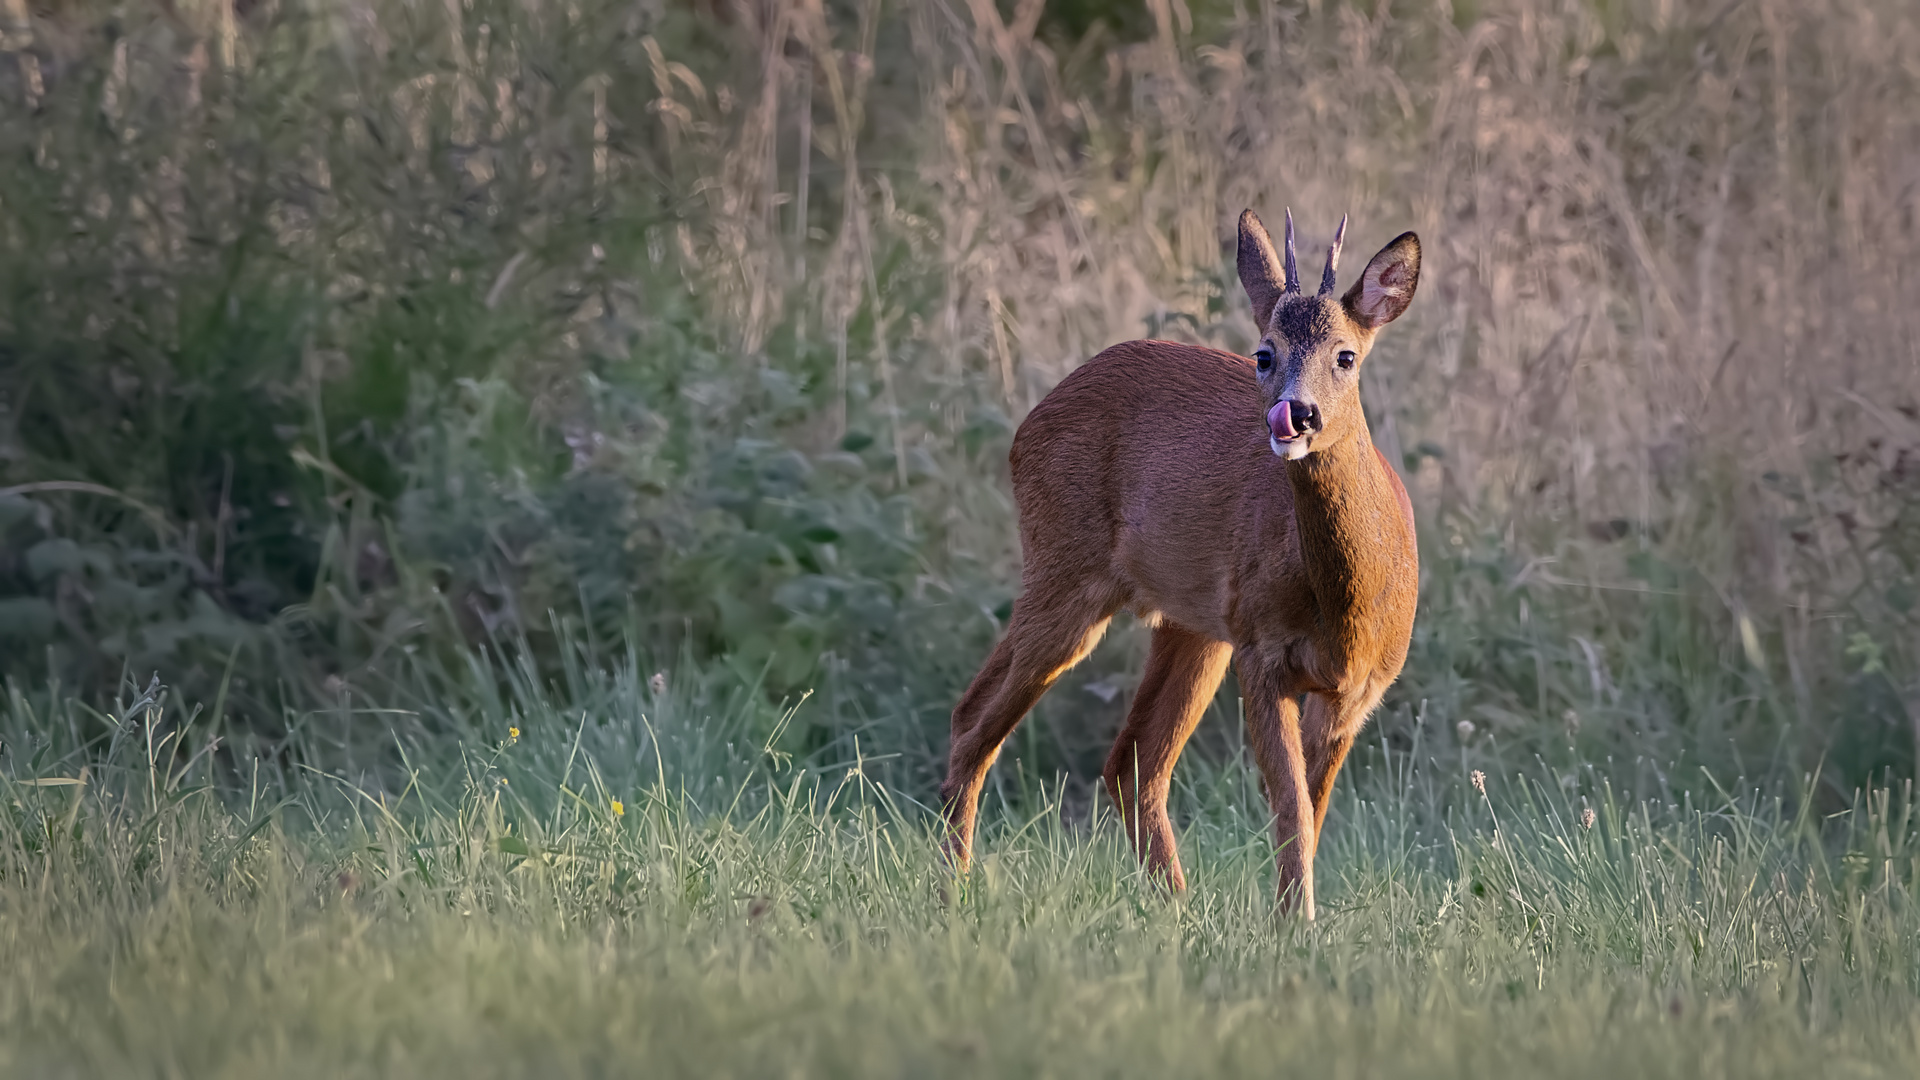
[1283, 209, 1300, 295]
[1319, 214, 1348, 297]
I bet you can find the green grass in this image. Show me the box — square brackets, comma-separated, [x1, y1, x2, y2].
[5, 664, 1919, 1078]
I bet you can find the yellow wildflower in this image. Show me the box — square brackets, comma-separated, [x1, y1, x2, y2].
[610, 798, 625, 818]
[508, 726, 520, 741]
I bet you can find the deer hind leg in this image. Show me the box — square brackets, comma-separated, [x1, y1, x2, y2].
[1102, 623, 1231, 892]
[1241, 672, 1316, 918]
[940, 586, 1115, 872]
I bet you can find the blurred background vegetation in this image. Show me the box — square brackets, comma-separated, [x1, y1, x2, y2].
[1, 0, 1916, 806]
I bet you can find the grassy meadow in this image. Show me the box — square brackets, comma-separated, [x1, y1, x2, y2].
[5, 659, 1920, 1077]
[3, 0, 1920, 1073]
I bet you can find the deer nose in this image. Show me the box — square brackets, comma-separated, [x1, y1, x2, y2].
[1267, 399, 1321, 441]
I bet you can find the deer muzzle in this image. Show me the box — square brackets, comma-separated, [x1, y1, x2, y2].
[1268, 399, 1321, 460]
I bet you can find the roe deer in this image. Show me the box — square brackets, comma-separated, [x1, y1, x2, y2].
[939, 209, 1421, 918]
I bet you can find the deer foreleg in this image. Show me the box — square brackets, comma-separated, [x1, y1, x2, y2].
[1243, 676, 1316, 918]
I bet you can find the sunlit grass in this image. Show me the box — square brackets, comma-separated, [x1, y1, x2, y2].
[3, 666, 1917, 1078]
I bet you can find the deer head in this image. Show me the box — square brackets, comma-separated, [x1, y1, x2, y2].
[1237, 209, 1421, 460]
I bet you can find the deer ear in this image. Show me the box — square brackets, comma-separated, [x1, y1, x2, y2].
[1342, 232, 1421, 329]
[1238, 210, 1286, 329]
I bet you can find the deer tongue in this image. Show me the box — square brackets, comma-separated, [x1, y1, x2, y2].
[1267, 400, 1298, 441]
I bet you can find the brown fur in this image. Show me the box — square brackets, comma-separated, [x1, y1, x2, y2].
[939, 210, 1422, 918]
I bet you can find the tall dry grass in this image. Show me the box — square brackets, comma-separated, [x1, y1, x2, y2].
[2, 0, 1917, 795]
[684, 0, 1920, 787]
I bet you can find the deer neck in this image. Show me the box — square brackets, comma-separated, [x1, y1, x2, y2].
[1283, 420, 1409, 665]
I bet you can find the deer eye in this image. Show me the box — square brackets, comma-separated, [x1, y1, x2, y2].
[1255, 344, 1274, 372]
[1336, 349, 1357, 370]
